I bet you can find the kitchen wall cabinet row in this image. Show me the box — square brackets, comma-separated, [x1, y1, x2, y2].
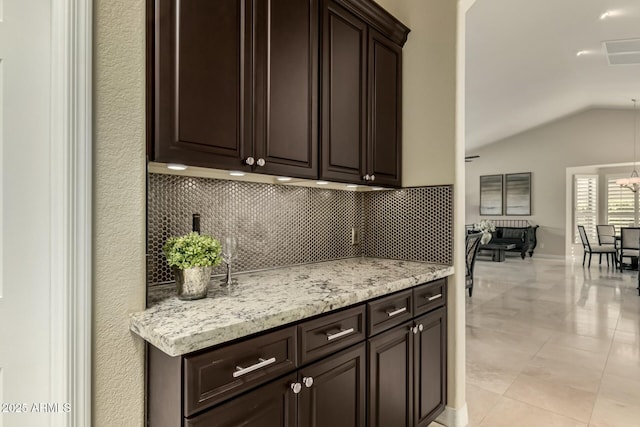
[148, 0, 410, 187]
[147, 279, 447, 427]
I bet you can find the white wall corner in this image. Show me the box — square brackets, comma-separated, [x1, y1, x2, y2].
[436, 404, 470, 427]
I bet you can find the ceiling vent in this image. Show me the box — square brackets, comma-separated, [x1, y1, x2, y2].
[603, 39, 640, 65]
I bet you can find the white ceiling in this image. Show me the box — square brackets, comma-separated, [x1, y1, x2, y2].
[465, 0, 640, 150]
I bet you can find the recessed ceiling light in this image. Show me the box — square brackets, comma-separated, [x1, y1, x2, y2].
[346, 184, 358, 188]
[600, 11, 611, 20]
[316, 181, 329, 185]
[167, 163, 188, 171]
[229, 171, 246, 177]
[576, 50, 589, 57]
[276, 177, 292, 182]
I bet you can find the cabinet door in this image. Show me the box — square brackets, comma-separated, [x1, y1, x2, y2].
[320, 0, 368, 184]
[368, 322, 413, 427]
[185, 373, 297, 427]
[253, 0, 319, 179]
[152, 0, 252, 171]
[298, 343, 366, 427]
[367, 29, 402, 187]
[413, 307, 447, 427]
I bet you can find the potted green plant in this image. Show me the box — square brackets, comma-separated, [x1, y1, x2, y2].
[163, 232, 222, 300]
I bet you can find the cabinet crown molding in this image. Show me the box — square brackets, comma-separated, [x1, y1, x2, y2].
[335, 0, 411, 46]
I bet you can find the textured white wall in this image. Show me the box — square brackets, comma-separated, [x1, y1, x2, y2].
[465, 108, 636, 257]
[93, 0, 147, 425]
[375, 0, 457, 187]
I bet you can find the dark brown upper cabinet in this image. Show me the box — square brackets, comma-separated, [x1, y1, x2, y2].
[151, 0, 252, 171]
[321, 0, 409, 187]
[368, 29, 402, 187]
[320, 1, 368, 184]
[253, 0, 319, 178]
[149, 0, 318, 179]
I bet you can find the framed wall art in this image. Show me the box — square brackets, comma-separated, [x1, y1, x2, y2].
[479, 174, 503, 215]
[505, 172, 531, 216]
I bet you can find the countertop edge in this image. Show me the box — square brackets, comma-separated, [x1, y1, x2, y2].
[131, 264, 454, 357]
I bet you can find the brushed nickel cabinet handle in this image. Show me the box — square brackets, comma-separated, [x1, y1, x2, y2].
[418, 324, 424, 332]
[256, 158, 266, 167]
[326, 328, 355, 341]
[412, 326, 419, 334]
[245, 157, 255, 166]
[233, 357, 276, 378]
[386, 307, 407, 317]
[291, 382, 302, 394]
[370, 175, 375, 181]
[427, 294, 443, 301]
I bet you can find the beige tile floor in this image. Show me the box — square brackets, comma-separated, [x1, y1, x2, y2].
[465, 257, 640, 427]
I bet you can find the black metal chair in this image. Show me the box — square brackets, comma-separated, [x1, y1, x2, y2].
[596, 224, 617, 266]
[465, 232, 483, 297]
[619, 227, 640, 271]
[577, 225, 616, 268]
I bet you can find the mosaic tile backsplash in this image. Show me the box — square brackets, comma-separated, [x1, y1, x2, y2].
[364, 186, 453, 264]
[147, 173, 453, 285]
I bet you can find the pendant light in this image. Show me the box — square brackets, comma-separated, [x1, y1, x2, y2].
[616, 99, 640, 192]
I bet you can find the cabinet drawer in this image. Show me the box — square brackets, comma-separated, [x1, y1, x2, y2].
[298, 305, 366, 365]
[413, 279, 446, 316]
[184, 326, 297, 417]
[367, 289, 413, 336]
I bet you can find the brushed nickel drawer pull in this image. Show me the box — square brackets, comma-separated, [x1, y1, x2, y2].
[427, 294, 443, 302]
[386, 307, 407, 317]
[326, 327, 355, 341]
[233, 357, 277, 378]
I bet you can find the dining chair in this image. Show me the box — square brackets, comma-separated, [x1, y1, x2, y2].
[465, 232, 483, 297]
[596, 224, 617, 266]
[578, 225, 617, 268]
[619, 227, 640, 271]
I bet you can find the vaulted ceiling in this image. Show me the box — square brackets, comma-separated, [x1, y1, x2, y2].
[466, 0, 640, 150]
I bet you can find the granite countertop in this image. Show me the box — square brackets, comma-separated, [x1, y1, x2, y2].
[130, 257, 454, 357]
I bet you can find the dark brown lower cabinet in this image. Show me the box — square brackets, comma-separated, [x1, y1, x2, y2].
[148, 281, 447, 427]
[299, 343, 367, 427]
[414, 307, 447, 427]
[185, 343, 366, 427]
[185, 373, 297, 427]
[368, 321, 413, 427]
[368, 308, 447, 427]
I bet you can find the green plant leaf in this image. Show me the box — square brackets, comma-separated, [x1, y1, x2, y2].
[163, 232, 222, 269]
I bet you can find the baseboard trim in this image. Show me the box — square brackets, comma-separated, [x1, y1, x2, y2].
[436, 404, 469, 427]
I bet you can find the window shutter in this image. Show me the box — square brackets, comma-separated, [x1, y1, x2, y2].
[574, 175, 598, 244]
[607, 175, 637, 232]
